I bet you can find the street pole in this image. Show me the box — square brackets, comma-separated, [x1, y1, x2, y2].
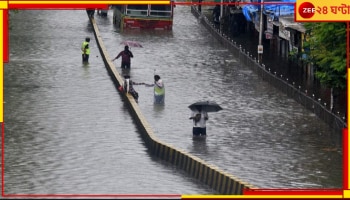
[198, 0, 202, 13]
[220, 0, 223, 32]
[258, 0, 264, 64]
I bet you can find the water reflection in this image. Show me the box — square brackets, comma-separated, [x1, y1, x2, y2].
[191, 137, 209, 156]
[153, 103, 165, 116]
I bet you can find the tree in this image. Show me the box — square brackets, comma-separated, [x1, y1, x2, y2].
[303, 22, 346, 111]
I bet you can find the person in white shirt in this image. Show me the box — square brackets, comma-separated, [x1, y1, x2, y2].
[189, 106, 208, 137]
[153, 75, 165, 104]
[144, 74, 165, 104]
[122, 75, 139, 103]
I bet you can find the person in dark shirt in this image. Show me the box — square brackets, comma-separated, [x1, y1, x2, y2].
[86, 9, 95, 18]
[212, 4, 220, 25]
[112, 45, 134, 69]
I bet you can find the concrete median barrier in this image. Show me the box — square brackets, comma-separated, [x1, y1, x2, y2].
[88, 16, 256, 195]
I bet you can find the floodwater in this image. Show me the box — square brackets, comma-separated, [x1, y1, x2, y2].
[3, 5, 342, 196]
[4, 9, 214, 195]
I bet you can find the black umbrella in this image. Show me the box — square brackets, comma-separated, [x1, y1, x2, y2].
[188, 101, 223, 113]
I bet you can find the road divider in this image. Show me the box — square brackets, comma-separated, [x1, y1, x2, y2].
[88, 16, 256, 195]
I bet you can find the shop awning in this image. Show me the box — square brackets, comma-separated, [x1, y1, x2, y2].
[278, 15, 306, 33]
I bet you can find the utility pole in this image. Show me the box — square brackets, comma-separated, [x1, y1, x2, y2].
[198, 0, 202, 13]
[220, 0, 224, 32]
[258, 0, 264, 64]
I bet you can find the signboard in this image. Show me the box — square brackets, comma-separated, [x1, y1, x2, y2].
[258, 45, 263, 54]
[265, 32, 273, 39]
[279, 26, 290, 41]
[265, 21, 274, 40]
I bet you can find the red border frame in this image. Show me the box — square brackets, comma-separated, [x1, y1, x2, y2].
[2, 1, 348, 199]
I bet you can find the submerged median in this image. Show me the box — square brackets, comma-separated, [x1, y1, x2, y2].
[87, 15, 256, 194]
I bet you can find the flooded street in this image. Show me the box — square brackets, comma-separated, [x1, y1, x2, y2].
[5, 9, 214, 194]
[99, 6, 342, 188]
[3, 5, 342, 195]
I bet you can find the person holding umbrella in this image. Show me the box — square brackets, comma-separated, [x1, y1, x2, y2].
[189, 106, 209, 137]
[112, 45, 134, 69]
[188, 101, 222, 137]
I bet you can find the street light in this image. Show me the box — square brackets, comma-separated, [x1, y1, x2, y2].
[258, 0, 264, 64]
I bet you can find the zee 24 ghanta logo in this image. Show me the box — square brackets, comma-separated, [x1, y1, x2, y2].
[298, 2, 315, 19]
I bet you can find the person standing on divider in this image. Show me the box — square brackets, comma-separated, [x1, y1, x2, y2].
[81, 37, 90, 63]
[112, 45, 134, 69]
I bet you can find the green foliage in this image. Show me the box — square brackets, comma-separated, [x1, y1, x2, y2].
[303, 22, 346, 90]
[9, 10, 20, 30]
[9, 10, 19, 15]
[288, 48, 298, 61]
